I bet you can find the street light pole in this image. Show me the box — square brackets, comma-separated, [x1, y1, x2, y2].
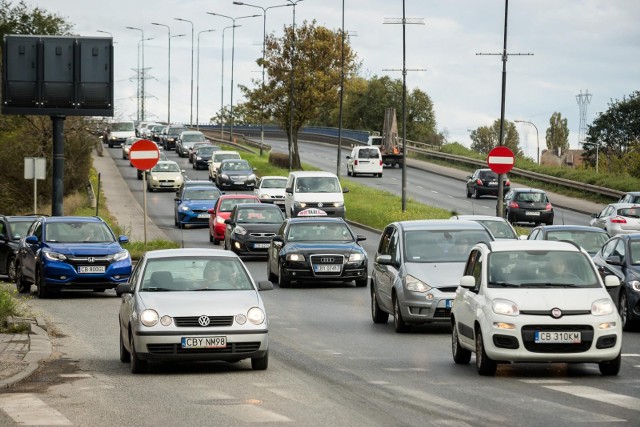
[151, 22, 173, 124]
[218, 25, 237, 140]
[126, 27, 144, 123]
[197, 29, 216, 130]
[207, 13, 260, 143]
[336, 0, 345, 177]
[515, 119, 539, 164]
[233, 2, 292, 156]
[174, 18, 194, 126]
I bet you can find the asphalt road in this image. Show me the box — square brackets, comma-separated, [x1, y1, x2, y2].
[1, 143, 639, 426]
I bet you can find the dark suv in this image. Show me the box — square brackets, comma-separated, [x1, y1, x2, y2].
[503, 188, 554, 225]
[163, 125, 187, 150]
[0, 215, 39, 282]
[465, 168, 510, 199]
[15, 216, 132, 298]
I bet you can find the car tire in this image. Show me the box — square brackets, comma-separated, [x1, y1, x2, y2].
[7, 256, 17, 283]
[212, 237, 220, 245]
[119, 326, 130, 363]
[130, 334, 147, 374]
[352, 170, 357, 177]
[267, 260, 277, 283]
[475, 327, 497, 376]
[393, 295, 410, 333]
[278, 264, 290, 288]
[619, 290, 634, 332]
[371, 287, 389, 324]
[35, 267, 49, 299]
[355, 277, 368, 287]
[122, 153, 126, 160]
[546, 219, 553, 226]
[452, 321, 472, 364]
[598, 352, 621, 376]
[466, 186, 471, 198]
[251, 350, 268, 370]
[15, 262, 30, 294]
[347, 168, 351, 176]
[473, 188, 480, 199]
[378, 173, 383, 178]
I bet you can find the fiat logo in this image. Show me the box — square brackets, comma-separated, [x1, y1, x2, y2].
[198, 315, 210, 327]
[551, 308, 562, 319]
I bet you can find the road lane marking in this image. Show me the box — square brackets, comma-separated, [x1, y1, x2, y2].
[544, 385, 640, 412]
[0, 393, 72, 425]
[622, 353, 640, 357]
[520, 380, 571, 384]
[216, 404, 292, 423]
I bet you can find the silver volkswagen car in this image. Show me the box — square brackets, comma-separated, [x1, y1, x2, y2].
[370, 220, 494, 332]
[117, 248, 273, 373]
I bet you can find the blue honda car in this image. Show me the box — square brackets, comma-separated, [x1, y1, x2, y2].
[14, 216, 131, 298]
[174, 186, 222, 228]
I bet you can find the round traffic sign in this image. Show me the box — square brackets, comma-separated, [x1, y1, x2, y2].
[129, 139, 160, 170]
[487, 146, 515, 174]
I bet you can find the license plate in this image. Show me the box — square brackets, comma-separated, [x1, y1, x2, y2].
[234, 181, 245, 185]
[274, 200, 285, 205]
[78, 265, 106, 274]
[525, 211, 541, 216]
[181, 336, 227, 349]
[445, 299, 453, 309]
[488, 182, 498, 186]
[160, 182, 173, 187]
[314, 264, 341, 272]
[197, 213, 209, 219]
[254, 243, 270, 248]
[534, 331, 581, 344]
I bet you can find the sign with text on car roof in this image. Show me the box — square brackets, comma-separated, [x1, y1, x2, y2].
[129, 139, 159, 170]
[487, 146, 515, 174]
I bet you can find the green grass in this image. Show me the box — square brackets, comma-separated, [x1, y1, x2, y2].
[0, 285, 30, 333]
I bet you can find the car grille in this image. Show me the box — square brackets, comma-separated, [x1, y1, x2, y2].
[309, 254, 345, 276]
[434, 308, 451, 318]
[249, 233, 275, 238]
[147, 342, 261, 354]
[173, 316, 234, 327]
[521, 325, 594, 353]
[437, 287, 458, 293]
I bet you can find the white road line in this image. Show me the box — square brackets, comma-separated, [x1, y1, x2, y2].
[382, 368, 428, 372]
[544, 385, 640, 412]
[622, 353, 640, 357]
[59, 374, 91, 378]
[217, 404, 292, 423]
[520, 379, 571, 384]
[0, 393, 72, 425]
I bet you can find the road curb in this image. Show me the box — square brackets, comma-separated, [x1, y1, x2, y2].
[0, 318, 52, 389]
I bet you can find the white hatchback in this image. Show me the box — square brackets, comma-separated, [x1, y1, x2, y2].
[451, 240, 622, 376]
[346, 146, 383, 177]
[590, 203, 640, 236]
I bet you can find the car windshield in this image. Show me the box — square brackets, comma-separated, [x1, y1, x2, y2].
[545, 230, 609, 255]
[219, 198, 257, 212]
[488, 250, 599, 288]
[475, 220, 517, 239]
[261, 178, 287, 189]
[183, 188, 219, 200]
[182, 133, 206, 142]
[45, 222, 115, 243]
[196, 146, 215, 155]
[152, 125, 164, 132]
[287, 222, 353, 242]
[215, 153, 240, 162]
[295, 177, 340, 193]
[221, 161, 251, 171]
[405, 230, 492, 262]
[515, 192, 547, 203]
[152, 163, 180, 172]
[8, 219, 34, 240]
[168, 127, 186, 136]
[617, 207, 640, 218]
[236, 207, 283, 224]
[140, 257, 253, 291]
[111, 122, 134, 131]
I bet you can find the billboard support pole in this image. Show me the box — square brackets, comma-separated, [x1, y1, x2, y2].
[51, 115, 66, 216]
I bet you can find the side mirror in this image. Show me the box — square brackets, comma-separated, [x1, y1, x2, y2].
[207, 208, 216, 214]
[356, 235, 367, 242]
[606, 255, 622, 265]
[343, 188, 350, 194]
[466, 175, 472, 179]
[285, 187, 293, 194]
[519, 235, 529, 240]
[459, 275, 476, 289]
[257, 281, 274, 291]
[375, 254, 393, 265]
[26, 235, 38, 244]
[604, 275, 620, 288]
[591, 213, 598, 218]
[118, 235, 129, 244]
[115, 283, 133, 296]
[272, 235, 284, 243]
[174, 197, 180, 202]
[224, 219, 232, 225]
[346, 155, 351, 159]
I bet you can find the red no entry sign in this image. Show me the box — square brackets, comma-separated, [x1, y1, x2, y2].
[487, 146, 515, 174]
[129, 139, 160, 170]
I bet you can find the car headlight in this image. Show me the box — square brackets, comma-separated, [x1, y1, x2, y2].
[592, 298, 615, 316]
[181, 205, 190, 211]
[43, 250, 67, 261]
[261, 194, 271, 199]
[234, 225, 247, 235]
[333, 202, 344, 207]
[248, 174, 256, 180]
[175, 175, 183, 181]
[160, 315, 173, 326]
[294, 202, 307, 208]
[140, 309, 159, 327]
[247, 307, 265, 325]
[286, 253, 304, 262]
[112, 250, 129, 262]
[196, 156, 202, 161]
[629, 280, 640, 291]
[492, 299, 519, 316]
[216, 216, 226, 224]
[348, 253, 365, 262]
[404, 274, 431, 292]
[151, 175, 158, 181]
[221, 174, 229, 180]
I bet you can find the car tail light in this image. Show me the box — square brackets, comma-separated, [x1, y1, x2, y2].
[611, 216, 627, 224]
[354, 160, 359, 165]
[545, 203, 553, 211]
[379, 160, 383, 166]
[505, 179, 510, 186]
[509, 201, 519, 208]
[476, 179, 483, 186]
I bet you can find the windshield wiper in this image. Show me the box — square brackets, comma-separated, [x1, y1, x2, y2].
[520, 283, 581, 288]
[144, 287, 172, 292]
[488, 282, 519, 287]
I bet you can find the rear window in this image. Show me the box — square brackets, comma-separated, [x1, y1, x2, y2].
[404, 229, 492, 262]
[479, 170, 498, 180]
[515, 192, 548, 203]
[357, 148, 380, 159]
[618, 208, 640, 218]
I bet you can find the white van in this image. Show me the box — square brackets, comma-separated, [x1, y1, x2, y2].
[284, 171, 349, 218]
[346, 146, 383, 177]
[105, 121, 136, 148]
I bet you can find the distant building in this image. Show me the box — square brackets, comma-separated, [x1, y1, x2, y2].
[540, 148, 584, 168]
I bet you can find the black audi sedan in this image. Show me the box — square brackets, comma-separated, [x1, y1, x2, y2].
[266, 216, 368, 288]
[223, 203, 285, 257]
[592, 234, 640, 331]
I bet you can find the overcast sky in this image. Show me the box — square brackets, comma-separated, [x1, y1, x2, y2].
[33, 0, 640, 159]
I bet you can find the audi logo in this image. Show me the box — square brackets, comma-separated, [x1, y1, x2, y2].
[87, 257, 95, 263]
[198, 315, 211, 327]
[320, 257, 335, 263]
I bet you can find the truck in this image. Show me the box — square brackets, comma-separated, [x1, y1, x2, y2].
[365, 108, 404, 168]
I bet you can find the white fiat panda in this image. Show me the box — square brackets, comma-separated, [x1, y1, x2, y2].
[346, 146, 383, 177]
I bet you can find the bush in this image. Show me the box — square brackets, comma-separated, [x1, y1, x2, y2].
[269, 152, 291, 169]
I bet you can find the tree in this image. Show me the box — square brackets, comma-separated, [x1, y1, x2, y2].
[240, 21, 357, 170]
[0, 0, 72, 39]
[583, 91, 640, 173]
[470, 119, 522, 156]
[545, 112, 569, 151]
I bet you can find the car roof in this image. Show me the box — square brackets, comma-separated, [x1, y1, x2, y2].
[606, 203, 640, 209]
[218, 194, 259, 200]
[235, 203, 279, 210]
[260, 175, 287, 180]
[42, 216, 104, 223]
[622, 192, 640, 196]
[184, 180, 215, 185]
[486, 239, 583, 253]
[183, 186, 220, 192]
[451, 215, 508, 222]
[289, 171, 338, 177]
[510, 188, 546, 193]
[288, 217, 347, 224]
[213, 151, 240, 155]
[154, 160, 178, 165]
[395, 219, 489, 232]
[181, 130, 203, 134]
[144, 248, 239, 260]
[536, 225, 608, 233]
[1, 215, 41, 221]
[220, 158, 248, 163]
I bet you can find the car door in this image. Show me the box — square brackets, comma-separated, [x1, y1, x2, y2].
[454, 249, 484, 347]
[284, 175, 295, 217]
[20, 220, 42, 281]
[374, 225, 399, 313]
[0, 219, 9, 275]
[591, 205, 613, 229]
[268, 221, 287, 273]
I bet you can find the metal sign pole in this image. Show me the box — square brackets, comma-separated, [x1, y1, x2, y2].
[33, 158, 37, 214]
[143, 171, 148, 246]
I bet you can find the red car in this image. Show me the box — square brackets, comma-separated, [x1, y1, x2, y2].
[208, 194, 260, 245]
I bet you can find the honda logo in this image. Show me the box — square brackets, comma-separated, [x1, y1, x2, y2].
[87, 257, 95, 263]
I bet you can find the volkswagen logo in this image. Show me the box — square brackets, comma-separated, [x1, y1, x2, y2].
[320, 257, 334, 263]
[551, 308, 562, 319]
[198, 315, 211, 327]
[87, 257, 95, 263]
[318, 202, 323, 208]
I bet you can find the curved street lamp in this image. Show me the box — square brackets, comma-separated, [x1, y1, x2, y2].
[197, 29, 216, 130]
[174, 18, 195, 126]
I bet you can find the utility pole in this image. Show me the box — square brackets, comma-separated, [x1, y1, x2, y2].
[476, 0, 533, 218]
